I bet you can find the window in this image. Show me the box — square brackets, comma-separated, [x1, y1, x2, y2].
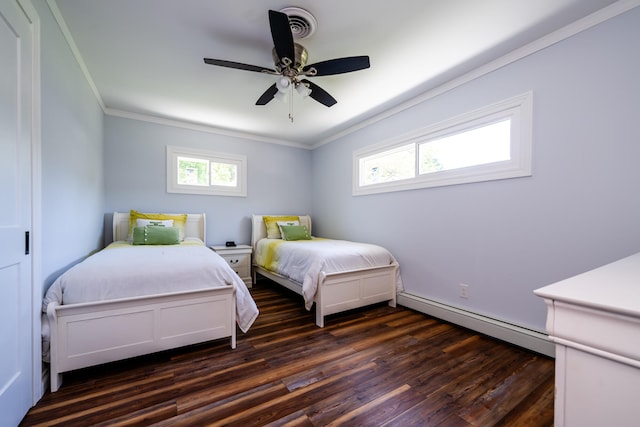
[353, 92, 532, 195]
[167, 146, 247, 196]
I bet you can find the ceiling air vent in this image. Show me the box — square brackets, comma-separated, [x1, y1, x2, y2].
[280, 7, 317, 39]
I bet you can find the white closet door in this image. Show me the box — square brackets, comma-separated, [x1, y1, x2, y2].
[0, 0, 34, 425]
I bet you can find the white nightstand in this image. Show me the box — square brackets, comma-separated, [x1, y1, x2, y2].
[210, 244, 253, 288]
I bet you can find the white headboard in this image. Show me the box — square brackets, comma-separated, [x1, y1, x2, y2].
[251, 214, 311, 249]
[112, 212, 207, 244]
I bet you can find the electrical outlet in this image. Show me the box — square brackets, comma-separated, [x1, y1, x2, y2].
[459, 283, 469, 298]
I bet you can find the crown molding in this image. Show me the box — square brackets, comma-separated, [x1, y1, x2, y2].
[104, 107, 307, 149]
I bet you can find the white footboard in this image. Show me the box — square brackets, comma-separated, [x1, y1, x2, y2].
[253, 263, 398, 328]
[315, 264, 398, 327]
[47, 287, 236, 392]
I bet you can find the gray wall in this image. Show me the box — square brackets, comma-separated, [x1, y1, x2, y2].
[104, 116, 313, 246]
[36, 0, 105, 291]
[311, 7, 640, 332]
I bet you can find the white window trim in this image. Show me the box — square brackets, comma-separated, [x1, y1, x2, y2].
[353, 92, 533, 196]
[167, 145, 247, 197]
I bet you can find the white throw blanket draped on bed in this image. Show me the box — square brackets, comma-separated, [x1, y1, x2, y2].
[43, 241, 259, 333]
[255, 238, 403, 310]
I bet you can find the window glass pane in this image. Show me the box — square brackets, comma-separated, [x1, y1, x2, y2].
[419, 119, 511, 175]
[360, 144, 415, 186]
[211, 162, 238, 187]
[178, 156, 209, 186]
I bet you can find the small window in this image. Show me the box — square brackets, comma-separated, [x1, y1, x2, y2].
[167, 146, 247, 196]
[354, 92, 532, 195]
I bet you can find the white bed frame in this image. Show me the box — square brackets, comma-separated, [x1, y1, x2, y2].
[46, 212, 236, 392]
[251, 215, 398, 328]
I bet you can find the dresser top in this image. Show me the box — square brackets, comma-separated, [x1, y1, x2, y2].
[534, 252, 640, 318]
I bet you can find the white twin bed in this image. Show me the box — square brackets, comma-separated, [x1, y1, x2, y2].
[251, 214, 402, 327]
[42, 212, 258, 392]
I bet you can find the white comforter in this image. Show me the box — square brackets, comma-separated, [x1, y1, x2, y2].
[43, 241, 259, 333]
[255, 238, 403, 309]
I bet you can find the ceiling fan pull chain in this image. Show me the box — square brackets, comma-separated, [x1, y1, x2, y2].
[289, 88, 294, 122]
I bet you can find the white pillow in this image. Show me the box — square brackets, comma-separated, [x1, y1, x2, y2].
[277, 220, 299, 239]
[136, 218, 174, 228]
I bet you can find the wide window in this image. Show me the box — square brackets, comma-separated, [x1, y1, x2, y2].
[167, 146, 247, 196]
[353, 92, 532, 195]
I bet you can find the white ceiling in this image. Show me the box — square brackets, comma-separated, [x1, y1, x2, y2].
[51, 0, 619, 147]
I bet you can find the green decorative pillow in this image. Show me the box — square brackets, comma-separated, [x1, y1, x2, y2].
[263, 215, 299, 239]
[133, 226, 180, 245]
[279, 225, 311, 241]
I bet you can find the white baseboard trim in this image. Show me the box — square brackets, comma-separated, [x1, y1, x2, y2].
[398, 292, 555, 357]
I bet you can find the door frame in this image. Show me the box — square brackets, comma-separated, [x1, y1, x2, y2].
[18, 0, 43, 404]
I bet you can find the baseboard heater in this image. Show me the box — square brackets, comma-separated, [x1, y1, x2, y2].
[398, 292, 555, 357]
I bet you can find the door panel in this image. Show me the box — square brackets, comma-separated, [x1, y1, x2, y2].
[0, 1, 34, 425]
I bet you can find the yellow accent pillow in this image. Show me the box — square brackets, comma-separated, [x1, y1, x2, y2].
[129, 210, 188, 241]
[263, 215, 300, 239]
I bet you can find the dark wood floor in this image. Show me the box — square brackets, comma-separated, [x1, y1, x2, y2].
[21, 279, 555, 427]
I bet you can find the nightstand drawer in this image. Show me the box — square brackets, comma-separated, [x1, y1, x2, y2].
[221, 253, 250, 276]
[210, 244, 253, 288]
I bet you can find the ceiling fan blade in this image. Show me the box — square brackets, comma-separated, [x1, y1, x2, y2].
[255, 83, 278, 105]
[303, 56, 370, 76]
[204, 58, 275, 73]
[301, 79, 337, 107]
[268, 10, 295, 63]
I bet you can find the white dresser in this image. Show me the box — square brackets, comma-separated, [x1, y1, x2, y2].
[534, 252, 640, 427]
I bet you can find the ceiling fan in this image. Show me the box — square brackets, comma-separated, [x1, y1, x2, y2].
[203, 9, 370, 110]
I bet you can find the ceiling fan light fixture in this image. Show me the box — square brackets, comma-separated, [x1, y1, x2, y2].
[276, 76, 292, 93]
[295, 82, 311, 98]
[274, 90, 289, 103]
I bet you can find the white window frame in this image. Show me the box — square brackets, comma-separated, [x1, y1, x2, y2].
[353, 92, 533, 196]
[167, 145, 247, 197]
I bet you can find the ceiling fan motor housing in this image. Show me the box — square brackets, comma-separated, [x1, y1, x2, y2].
[272, 43, 308, 74]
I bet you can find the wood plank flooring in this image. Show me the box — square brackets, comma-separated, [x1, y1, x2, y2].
[21, 279, 555, 426]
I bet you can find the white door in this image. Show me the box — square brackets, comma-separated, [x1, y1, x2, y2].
[0, 0, 34, 425]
